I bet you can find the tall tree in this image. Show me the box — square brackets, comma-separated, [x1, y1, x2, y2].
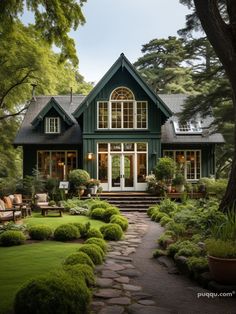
[134, 36, 195, 94]
[0, 0, 86, 66]
[180, 0, 236, 211]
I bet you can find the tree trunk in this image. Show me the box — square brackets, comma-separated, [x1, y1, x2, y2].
[193, 0, 236, 211]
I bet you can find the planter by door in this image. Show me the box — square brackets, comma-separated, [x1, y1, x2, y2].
[175, 185, 185, 193]
[208, 255, 236, 284]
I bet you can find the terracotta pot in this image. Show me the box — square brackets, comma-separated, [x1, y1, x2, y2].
[166, 185, 172, 193]
[208, 255, 236, 284]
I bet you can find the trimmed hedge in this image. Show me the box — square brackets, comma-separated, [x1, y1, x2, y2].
[14, 271, 91, 314]
[54, 224, 80, 242]
[78, 244, 104, 265]
[100, 223, 123, 241]
[90, 208, 105, 220]
[28, 225, 52, 240]
[90, 201, 110, 211]
[0, 230, 26, 246]
[86, 228, 103, 239]
[63, 252, 95, 269]
[85, 237, 108, 252]
[64, 264, 95, 287]
[110, 215, 128, 231]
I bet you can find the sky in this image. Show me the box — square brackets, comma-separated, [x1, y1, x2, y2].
[71, 0, 190, 83]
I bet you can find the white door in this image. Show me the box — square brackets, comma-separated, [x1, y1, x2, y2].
[110, 154, 134, 191]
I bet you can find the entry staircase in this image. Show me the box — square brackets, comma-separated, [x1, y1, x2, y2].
[99, 192, 163, 211]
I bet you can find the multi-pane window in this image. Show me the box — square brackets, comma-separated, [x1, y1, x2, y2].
[98, 87, 148, 129]
[37, 150, 77, 180]
[173, 120, 202, 134]
[45, 117, 60, 134]
[163, 150, 201, 180]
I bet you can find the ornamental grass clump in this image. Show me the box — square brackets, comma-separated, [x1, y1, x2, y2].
[0, 230, 26, 246]
[85, 237, 108, 253]
[86, 227, 103, 239]
[14, 271, 91, 314]
[28, 225, 53, 240]
[100, 223, 123, 241]
[64, 264, 95, 287]
[78, 244, 104, 265]
[63, 252, 95, 269]
[54, 224, 80, 242]
[110, 214, 129, 231]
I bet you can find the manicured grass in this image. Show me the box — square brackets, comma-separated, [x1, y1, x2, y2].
[0, 241, 81, 314]
[24, 212, 105, 230]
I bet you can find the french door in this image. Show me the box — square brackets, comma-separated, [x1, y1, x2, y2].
[111, 154, 134, 191]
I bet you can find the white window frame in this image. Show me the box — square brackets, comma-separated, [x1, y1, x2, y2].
[173, 120, 202, 134]
[163, 149, 201, 181]
[45, 117, 61, 134]
[97, 87, 148, 130]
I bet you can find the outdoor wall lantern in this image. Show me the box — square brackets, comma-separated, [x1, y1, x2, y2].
[87, 152, 94, 160]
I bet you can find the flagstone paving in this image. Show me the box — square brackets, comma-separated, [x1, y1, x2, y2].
[91, 212, 236, 314]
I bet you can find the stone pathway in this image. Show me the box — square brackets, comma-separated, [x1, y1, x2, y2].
[91, 212, 236, 314]
[91, 212, 165, 314]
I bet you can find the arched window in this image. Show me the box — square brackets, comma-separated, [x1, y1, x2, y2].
[98, 87, 147, 129]
[110, 87, 134, 100]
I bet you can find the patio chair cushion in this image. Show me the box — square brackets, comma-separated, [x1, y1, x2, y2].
[0, 199, 6, 210]
[35, 193, 48, 203]
[3, 196, 13, 209]
[14, 194, 22, 204]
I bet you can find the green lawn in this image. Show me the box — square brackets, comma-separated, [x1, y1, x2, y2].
[0, 214, 105, 314]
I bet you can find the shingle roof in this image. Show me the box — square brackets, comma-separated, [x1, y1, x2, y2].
[14, 95, 84, 145]
[159, 94, 224, 144]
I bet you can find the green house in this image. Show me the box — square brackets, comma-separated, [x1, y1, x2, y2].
[14, 54, 224, 191]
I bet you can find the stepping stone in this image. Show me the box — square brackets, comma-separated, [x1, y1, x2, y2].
[104, 263, 125, 271]
[109, 255, 133, 262]
[94, 288, 122, 299]
[114, 276, 130, 284]
[118, 269, 141, 277]
[138, 300, 156, 305]
[107, 297, 131, 305]
[128, 304, 172, 314]
[98, 305, 124, 314]
[96, 278, 114, 288]
[101, 270, 120, 278]
[130, 291, 153, 300]
[122, 248, 136, 255]
[122, 284, 142, 291]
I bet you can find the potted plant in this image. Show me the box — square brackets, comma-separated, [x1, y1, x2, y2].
[68, 169, 90, 196]
[155, 157, 175, 193]
[205, 210, 236, 284]
[172, 173, 186, 193]
[87, 179, 100, 195]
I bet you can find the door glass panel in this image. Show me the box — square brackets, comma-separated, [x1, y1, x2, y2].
[124, 155, 133, 188]
[111, 143, 121, 151]
[99, 153, 108, 183]
[124, 143, 134, 151]
[137, 153, 146, 182]
[98, 143, 108, 152]
[112, 155, 121, 187]
[137, 143, 147, 151]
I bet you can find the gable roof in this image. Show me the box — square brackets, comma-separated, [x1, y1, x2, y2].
[14, 96, 84, 145]
[73, 53, 172, 119]
[31, 97, 75, 127]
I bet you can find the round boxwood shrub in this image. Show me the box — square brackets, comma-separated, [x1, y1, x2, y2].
[101, 223, 123, 241]
[85, 237, 108, 252]
[54, 224, 80, 242]
[90, 208, 105, 220]
[70, 223, 87, 238]
[68, 169, 90, 188]
[0, 230, 26, 246]
[28, 225, 53, 240]
[63, 252, 95, 269]
[78, 244, 103, 265]
[86, 227, 103, 239]
[103, 206, 120, 222]
[90, 201, 110, 211]
[110, 215, 128, 231]
[14, 271, 91, 314]
[64, 264, 95, 287]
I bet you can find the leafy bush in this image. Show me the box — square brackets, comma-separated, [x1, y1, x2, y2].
[86, 227, 103, 239]
[90, 208, 105, 220]
[103, 206, 120, 223]
[78, 244, 104, 265]
[54, 224, 80, 241]
[186, 256, 208, 273]
[101, 223, 123, 241]
[153, 249, 167, 258]
[110, 215, 129, 231]
[70, 223, 87, 238]
[85, 237, 108, 252]
[160, 215, 173, 227]
[0, 230, 26, 246]
[90, 201, 110, 211]
[165, 221, 185, 237]
[159, 198, 178, 215]
[199, 177, 227, 200]
[205, 238, 236, 258]
[158, 231, 175, 248]
[68, 169, 90, 188]
[0, 222, 27, 235]
[155, 157, 175, 181]
[167, 240, 201, 258]
[63, 252, 95, 269]
[147, 206, 159, 217]
[64, 264, 95, 287]
[28, 225, 52, 240]
[62, 198, 89, 210]
[14, 271, 91, 314]
[69, 207, 89, 215]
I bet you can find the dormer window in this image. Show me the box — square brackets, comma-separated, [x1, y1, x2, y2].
[45, 117, 60, 134]
[173, 120, 202, 134]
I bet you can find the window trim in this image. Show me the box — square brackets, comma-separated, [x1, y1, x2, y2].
[45, 117, 61, 134]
